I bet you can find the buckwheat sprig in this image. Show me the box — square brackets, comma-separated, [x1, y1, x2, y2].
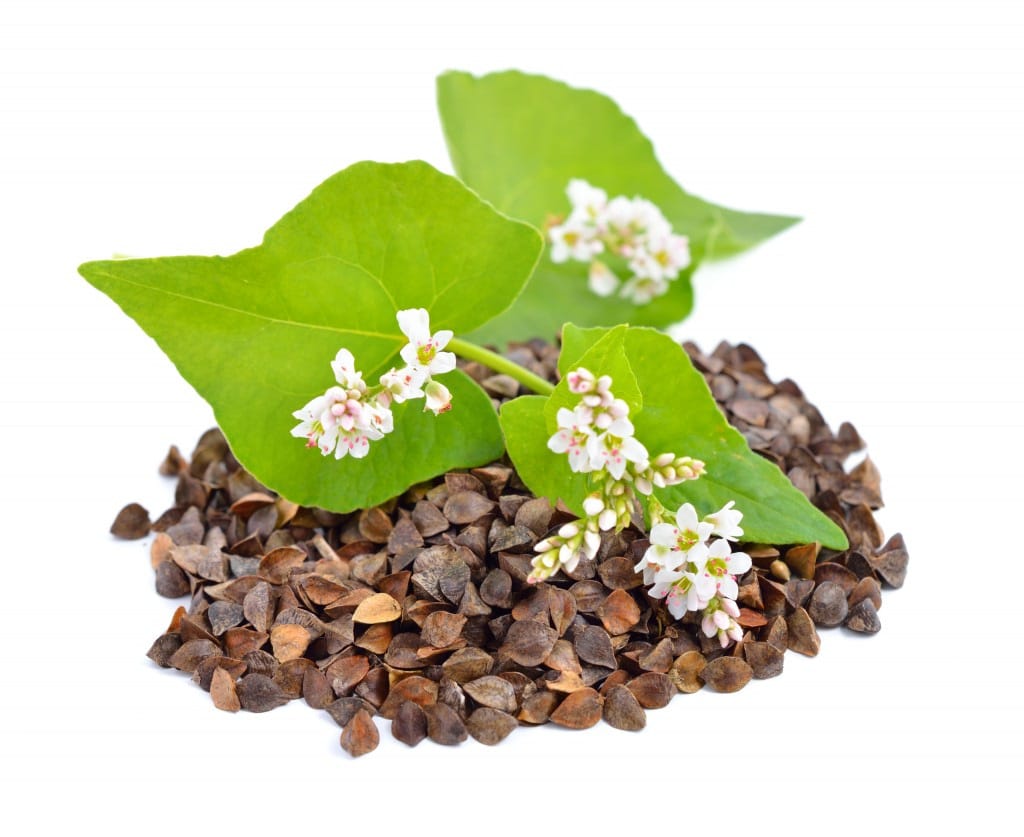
[291, 308, 455, 460]
[529, 366, 704, 582]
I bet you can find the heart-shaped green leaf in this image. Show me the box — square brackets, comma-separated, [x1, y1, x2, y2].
[80, 160, 543, 511]
[437, 70, 799, 345]
[502, 323, 847, 549]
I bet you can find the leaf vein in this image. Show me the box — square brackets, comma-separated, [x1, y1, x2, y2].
[88, 269, 403, 342]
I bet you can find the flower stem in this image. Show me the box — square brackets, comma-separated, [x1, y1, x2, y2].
[448, 337, 556, 396]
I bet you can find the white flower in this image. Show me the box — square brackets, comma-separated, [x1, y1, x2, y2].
[361, 399, 395, 436]
[619, 274, 670, 305]
[566, 178, 608, 218]
[648, 567, 685, 601]
[703, 538, 751, 601]
[671, 503, 715, 551]
[580, 375, 614, 410]
[548, 406, 595, 473]
[705, 500, 744, 541]
[664, 571, 716, 619]
[334, 430, 371, 460]
[290, 386, 346, 456]
[644, 232, 691, 280]
[587, 260, 619, 297]
[602, 195, 642, 240]
[379, 365, 427, 403]
[330, 348, 366, 391]
[628, 198, 672, 240]
[397, 308, 456, 377]
[635, 533, 689, 584]
[586, 417, 649, 479]
[646, 549, 715, 617]
[423, 380, 453, 415]
[548, 218, 603, 263]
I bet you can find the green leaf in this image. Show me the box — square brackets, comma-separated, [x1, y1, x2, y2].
[437, 70, 799, 345]
[558, 323, 619, 377]
[500, 395, 590, 517]
[502, 323, 848, 549]
[79, 160, 543, 512]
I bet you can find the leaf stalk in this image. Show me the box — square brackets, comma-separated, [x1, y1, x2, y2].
[448, 337, 556, 396]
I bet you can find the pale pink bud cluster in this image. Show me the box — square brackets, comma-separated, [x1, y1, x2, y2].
[291, 308, 456, 459]
[548, 179, 691, 305]
[636, 501, 750, 647]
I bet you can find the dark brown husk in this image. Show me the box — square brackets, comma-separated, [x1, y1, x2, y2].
[129, 340, 907, 754]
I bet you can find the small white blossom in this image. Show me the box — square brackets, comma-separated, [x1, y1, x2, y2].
[586, 418, 649, 480]
[290, 389, 342, 455]
[703, 538, 752, 601]
[602, 195, 643, 240]
[547, 406, 594, 473]
[362, 399, 395, 436]
[597, 507, 618, 532]
[637, 533, 708, 584]
[329, 394, 370, 434]
[662, 566, 717, 619]
[705, 500, 744, 541]
[588, 260, 619, 297]
[671, 503, 716, 550]
[620, 274, 670, 305]
[334, 430, 372, 460]
[566, 178, 608, 218]
[548, 218, 603, 263]
[379, 366, 427, 403]
[397, 308, 456, 377]
[330, 348, 366, 392]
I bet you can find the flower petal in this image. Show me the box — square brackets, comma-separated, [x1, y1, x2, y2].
[727, 551, 752, 575]
[396, 308, 431, 344]
[717, 576, 738, 600]
[675, 503, 698, 531]
[429, 351, 457, 376]
[649, 523, 677, 548]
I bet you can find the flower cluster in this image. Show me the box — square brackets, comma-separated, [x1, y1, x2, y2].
[547, 179, 691, 305]
[635, 501, 751, 647]
[530, 367, 704, 582]
[291, 308, 455, 459]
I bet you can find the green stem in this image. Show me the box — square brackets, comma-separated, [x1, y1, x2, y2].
[448, 337, 555, 396]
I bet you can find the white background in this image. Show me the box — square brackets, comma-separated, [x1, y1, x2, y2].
[2, 0, 1021, 831]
